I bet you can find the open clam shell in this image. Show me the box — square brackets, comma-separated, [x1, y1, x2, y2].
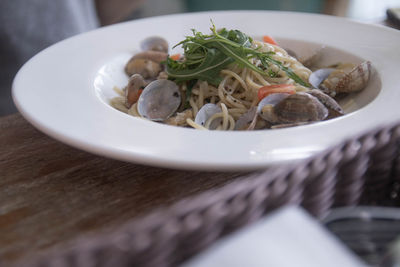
[257, 93, 290, 123]
[195, 103, 222, 130]
[125, 74, 146, 108]
[309, 68, 335, 89]
[310, 61, 372, 97]
[307, 89, 344, 119]
[325, 61, 371, 94]
[299, 46, 324, 68]
[235, 107, 257, 130]
[124, 50, 167, 78]
[137, 79, 181, 121]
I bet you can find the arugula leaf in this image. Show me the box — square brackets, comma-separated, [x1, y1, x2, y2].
[166, 48, 233, 85]
[218, 28, 253, 48]
[264, 56, 309, 86]
[166, 22, 310, 87]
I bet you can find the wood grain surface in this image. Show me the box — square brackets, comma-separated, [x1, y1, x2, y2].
[0, 114, 248, 264]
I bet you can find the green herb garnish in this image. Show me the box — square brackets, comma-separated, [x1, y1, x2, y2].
[166, 22, 310, 87]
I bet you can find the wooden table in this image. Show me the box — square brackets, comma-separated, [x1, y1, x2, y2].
[0, 113, 248, 265]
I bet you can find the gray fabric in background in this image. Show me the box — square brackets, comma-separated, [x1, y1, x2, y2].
[0, 0, 99, 115]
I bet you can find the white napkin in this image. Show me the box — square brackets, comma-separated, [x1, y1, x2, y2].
[181, 206, 366, 267]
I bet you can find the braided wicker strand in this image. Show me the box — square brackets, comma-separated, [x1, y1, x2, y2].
[333, 137, 375, 206]
[387, 125, 400, 205]
[361, 125, 400, 205]
[16, 121, 400, 267]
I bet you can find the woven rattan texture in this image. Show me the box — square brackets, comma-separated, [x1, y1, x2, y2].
[16, 122, 400, 267]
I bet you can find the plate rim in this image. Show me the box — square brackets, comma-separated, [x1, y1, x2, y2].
[12, 10, 400, 171]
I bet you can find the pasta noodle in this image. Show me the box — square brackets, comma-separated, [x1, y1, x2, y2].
[110, 27, 371, 131]
[111, 40, 312, 130]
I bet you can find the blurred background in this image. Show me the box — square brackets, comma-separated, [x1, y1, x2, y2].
[1, 0, 399, 116]
[132, 0, 399, 24]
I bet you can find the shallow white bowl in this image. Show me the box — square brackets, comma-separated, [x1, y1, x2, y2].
[12, 11, 400, 171]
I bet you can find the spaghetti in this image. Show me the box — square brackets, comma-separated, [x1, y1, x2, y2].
[111, 24, 370, 130]
[111, 39, 312, 130]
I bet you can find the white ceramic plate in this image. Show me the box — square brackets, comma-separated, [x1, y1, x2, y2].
[13, 11, 400, 171]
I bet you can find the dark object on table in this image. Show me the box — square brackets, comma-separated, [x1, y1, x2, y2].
[387, 8, 400, 28]
[324, 207, 400, 266]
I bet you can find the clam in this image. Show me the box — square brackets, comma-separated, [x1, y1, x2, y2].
[195, 103, 222, 130]
[125, 74, 146, 108]
[309, 68, 335, 89]
[307, 89, 344, 119]
[125, 50, 168, 78]
[271, 122, 311, 129]
[258, 92, 328, 124]
[273, 93, 328, 123]
[129, 50, 167, 63]
[234, 107, 257, 130]
[257, 93, 291, 123]
[322, 61, 371, 95]
[283, 46, 324, 68]
[310, 61, 371, 97]
[137, 79, 181, 121]
[299, 47, 324, 68]
[284, 48, 297, 58]
[140, 36, 169, 53]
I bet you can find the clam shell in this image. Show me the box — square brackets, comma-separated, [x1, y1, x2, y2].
[195, 103, 222, 130]
[321, 61, 371, 95]
[125, 51, 167, 77]
[271, 122, 312, 129]
[332, 61, 371, 94]
[235, 107, 257, 130]
[137, 79, 181, 121]
[125, 74, 145, 108]
[309, 68, 335, 89]
[274, 92, 328, 123]
[140, 36, 169, 53]
[299, 46, 324, 68]
[257, 93, 290, 123]
[307, 89, 344, 119]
